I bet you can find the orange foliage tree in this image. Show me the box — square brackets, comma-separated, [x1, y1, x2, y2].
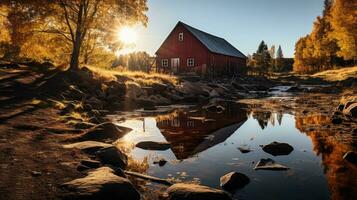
[0, 0, 148, 70]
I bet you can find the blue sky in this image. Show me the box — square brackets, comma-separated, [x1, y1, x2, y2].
[130, 0, 323, 58]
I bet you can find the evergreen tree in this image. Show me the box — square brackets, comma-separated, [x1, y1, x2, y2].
[252, 40, 271, 74]
[275, 45, 284, 71]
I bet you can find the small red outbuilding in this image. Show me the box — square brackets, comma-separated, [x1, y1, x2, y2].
[155, 21, 247, 76]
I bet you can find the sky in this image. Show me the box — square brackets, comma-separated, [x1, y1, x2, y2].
[121, 0, 324, 58]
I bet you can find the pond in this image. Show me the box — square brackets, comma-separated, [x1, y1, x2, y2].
[112, 101, 356, 200]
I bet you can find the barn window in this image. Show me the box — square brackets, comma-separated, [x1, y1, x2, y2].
[187, 58, 195, 67]
[179, 32, 184, 41]
[162, 59, 168, 67]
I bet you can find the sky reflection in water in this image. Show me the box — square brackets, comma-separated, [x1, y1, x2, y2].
[115, 104, 353, 200]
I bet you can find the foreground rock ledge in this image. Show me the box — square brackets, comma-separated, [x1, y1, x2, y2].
[167, 183, 232, 200]
[61, 167, 140, 200]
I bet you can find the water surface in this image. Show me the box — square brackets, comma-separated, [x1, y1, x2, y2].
[114, 102, 355, 200]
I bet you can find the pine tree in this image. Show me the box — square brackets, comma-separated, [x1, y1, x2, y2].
[252, 40, 271, 74]
[276, 45, 284, 71]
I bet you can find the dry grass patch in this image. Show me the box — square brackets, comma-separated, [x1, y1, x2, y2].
[312, 66, 357, 81]
[87, 66, 178, 86]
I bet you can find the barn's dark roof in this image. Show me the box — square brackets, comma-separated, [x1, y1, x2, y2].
[179, 21, 246, 58]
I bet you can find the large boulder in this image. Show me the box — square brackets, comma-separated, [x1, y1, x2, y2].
[262, 141, 294, 156]
[152, 82, 168, 92]
[63, 141, 113, 154]
[135, 141, 171, 151]
[62, 167, 140, 200]
[220, 172, 250, 191]
[96, 146, 128, 169]
[254, 158, 289, 171]
[79, 122, 132, 141]
[126, 82, 142, 99]
[167, 183, 232, 200]
[105, 81, 126, 99]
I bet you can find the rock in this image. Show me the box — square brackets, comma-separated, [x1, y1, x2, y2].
[106, 81, 126, 99]
[331, 117, 343, 124]
[63, 141, 113, 154]
[254, 158, 289, 170]
[167, 183, 232, 200]
[152, 83, 168, 92]
[80, 122, 132, 141]
[343, 103, 357, 118]
[203, 104, 225, 113]
[86, 97, 103, 110]
[31, 171, 42, 177]
[135, 141, 171, 151]
[262, 141, 294, 156]
[126, 82, 142, 99]
[209, 89, 220, 98]
[220, 172, 249, 191]
[153, 158, 167, 167]
[237, 146, 252, 153]
[74, 121, 97, 129]
[231, 82, 249, 92]
[286, 86, 304, 92]
[343, 151, 357, 165]
[81, 159, 101, 168]
[62, 167, 140, 200]
[77, 164, 90, 172]
[96, 146, 128, 169]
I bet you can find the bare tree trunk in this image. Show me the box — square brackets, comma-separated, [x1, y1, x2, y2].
[69, 38, 81, 71]
[69, 1, 85, 71]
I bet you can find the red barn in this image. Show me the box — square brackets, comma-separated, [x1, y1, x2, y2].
[155, 21, 247, 76]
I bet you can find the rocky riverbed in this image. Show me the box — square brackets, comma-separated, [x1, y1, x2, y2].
[0, 63, 356, 200]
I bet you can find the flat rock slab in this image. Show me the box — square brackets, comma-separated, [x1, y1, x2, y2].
[262, 141, 294, 156]
[135, 141, 171, 151]
[62, 167, 140, 200]
[167, 183, 232, 200]
[63, 141, 113, 154]
[79, 122, 132, 141]
[220, 172, 250, 191]
[254, 158, 289, 171]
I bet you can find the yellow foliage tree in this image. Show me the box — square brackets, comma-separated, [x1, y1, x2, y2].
[329, 0, 357, 60]
[0, 0, 148, 70]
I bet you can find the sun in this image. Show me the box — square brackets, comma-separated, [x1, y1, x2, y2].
[118, 26, 137, 44]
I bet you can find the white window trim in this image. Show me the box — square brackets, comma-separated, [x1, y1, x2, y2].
[179, 32, 184, 41]
[187, 58, 195, 67]
[162, 59, 168, 67]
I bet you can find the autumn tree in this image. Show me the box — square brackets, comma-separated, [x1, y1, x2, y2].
[329, 0, 357, 61]
[114, 51, 152, 72]
[293, 0, 356, 73]
[0, 0, 148, 70]
[252, 40, 271, 74]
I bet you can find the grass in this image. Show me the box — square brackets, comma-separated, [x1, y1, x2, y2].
[312, 66, 357, 81]
[87, 66, 178, 86]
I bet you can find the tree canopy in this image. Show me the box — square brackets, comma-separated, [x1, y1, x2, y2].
[0, 0, 148, 70]
[294, 0, 356, 73]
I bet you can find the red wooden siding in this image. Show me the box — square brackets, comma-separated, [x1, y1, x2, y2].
[155, 23, 246, 76]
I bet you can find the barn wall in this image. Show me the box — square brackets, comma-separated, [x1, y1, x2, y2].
[209, 53, 247, 76]
[155, 23, 246, 76]
[156, 23, 210, 74]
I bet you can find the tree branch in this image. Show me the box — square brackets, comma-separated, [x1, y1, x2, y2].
[60, 0, 75, 43]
